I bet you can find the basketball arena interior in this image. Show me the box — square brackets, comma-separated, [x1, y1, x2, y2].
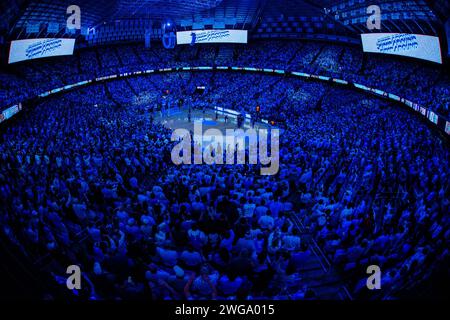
[0, 0, 449, 304]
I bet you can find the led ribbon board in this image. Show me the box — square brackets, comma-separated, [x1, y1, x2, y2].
[361, 33, 442, 64]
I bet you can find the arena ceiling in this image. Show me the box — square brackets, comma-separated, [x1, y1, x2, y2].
[0, 0, 448, 39]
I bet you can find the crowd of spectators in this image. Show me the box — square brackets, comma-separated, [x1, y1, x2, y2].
[0, 67, 448, 300]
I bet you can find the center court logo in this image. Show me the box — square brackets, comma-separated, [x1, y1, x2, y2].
[170, 121, 280, 175]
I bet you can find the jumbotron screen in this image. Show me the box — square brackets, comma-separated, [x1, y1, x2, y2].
[8, 38, 76, 64]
